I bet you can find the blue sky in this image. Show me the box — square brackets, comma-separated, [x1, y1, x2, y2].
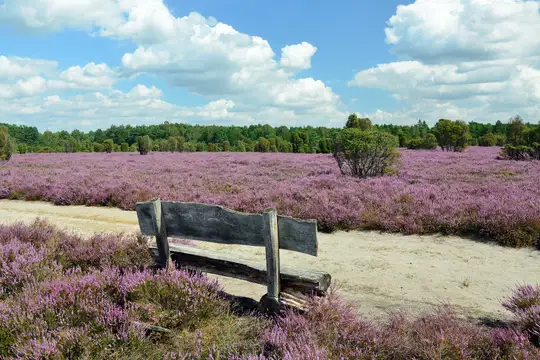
[0, 0, 539, 131]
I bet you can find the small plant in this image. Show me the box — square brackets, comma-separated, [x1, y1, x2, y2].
[462, 278, 470, 288]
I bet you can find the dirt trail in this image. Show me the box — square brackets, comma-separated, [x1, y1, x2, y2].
[1, 199, 538, 321]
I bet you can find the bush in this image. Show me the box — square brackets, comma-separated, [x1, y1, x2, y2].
[434, 119, 471, 152]
[345, 113, 372, 130]
[17, 143, 27, 154]
[332, 129, 400, 178]
[93, 143, 104, 152]
[499, 143, 540, 161]
[103, 139, 114, 153]
[479, 132, 499, 146]
[120, 142, 129, 152]
[0, 126, 13, 161]
[406, 133, 438, 150]
[137, 135, 152, 155]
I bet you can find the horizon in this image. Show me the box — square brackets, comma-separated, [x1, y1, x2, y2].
[1, 0, 539, 132]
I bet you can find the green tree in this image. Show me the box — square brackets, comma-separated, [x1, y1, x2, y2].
[103, 139, 114, 153]
[17, 143, 27, 154]
[93, 143, 104, 152]
[137, 135, 151, 155]
[121, 143, 129, 152]
[507, 115, 527, 145]
[167, 136, 178, 152]
[434, 119, 470, 152]
[345, 114, 372, 130]
[478, 132, 498, 146]
[255, 137, 270, 152]
[332, 129, 400, 178]
[222, 140, 230, 152]
[0, 126, 13, 161]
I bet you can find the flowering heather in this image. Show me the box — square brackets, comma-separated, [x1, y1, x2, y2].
[0, 222, 539, 358]
[2, 147, 539, 247]
[503, 284, 540, 345]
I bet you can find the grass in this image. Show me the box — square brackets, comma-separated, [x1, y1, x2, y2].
[0, 220, 539, 359]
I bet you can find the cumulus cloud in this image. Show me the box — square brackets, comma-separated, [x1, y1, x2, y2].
[0, 56, 57, 79]
[350, 0, 540, 124]
[0, 0, 344, 127]
[280, 42, 317, 70]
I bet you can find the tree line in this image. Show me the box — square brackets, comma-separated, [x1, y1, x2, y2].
[0, 114, 538, 155]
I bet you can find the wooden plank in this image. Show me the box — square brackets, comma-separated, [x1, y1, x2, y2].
[150, 198, 170, 269]
[136, 201, 318, 256]
[148, 244, 331, 296]
[263, 208, 280, 312]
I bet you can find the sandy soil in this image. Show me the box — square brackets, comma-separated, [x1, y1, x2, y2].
[1, 199, 538, 322]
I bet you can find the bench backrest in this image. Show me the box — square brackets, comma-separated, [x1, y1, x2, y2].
[136, 200, 318, 256]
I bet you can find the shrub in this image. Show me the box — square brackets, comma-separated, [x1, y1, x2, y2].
[121, 142, 129, 152]
[478, 132, 500, 146]
[434, 119, 471, 152]
[503, 284, 540, 345]
[0, 126, 13, 161]
[499, 143, 540, 161]
[103, 139, 114, 153]
[332, 128, 400, 178]
[137, 135, 152, 155]
[93, 143, 104, 152]
[406, 133, 438, 150]
[345, 113, 372, 130]
[17, 143, 27, 154]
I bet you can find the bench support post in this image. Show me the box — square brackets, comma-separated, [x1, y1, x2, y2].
[151, 198, 170, 269]
[261, 208, 280, 313]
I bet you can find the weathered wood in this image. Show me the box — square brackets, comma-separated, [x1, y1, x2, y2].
[280, 292, 309, 312]
[150, 198, 170, 269]
[136, 201, 318, 256]
[148, 244, 331, 296]
[263, 208, 280, 312]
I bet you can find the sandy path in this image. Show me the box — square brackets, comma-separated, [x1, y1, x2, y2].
[1, 199, 538, 321]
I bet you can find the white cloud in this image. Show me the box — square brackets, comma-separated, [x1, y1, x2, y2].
[0, 1, 345, 127]
[350, 0, 540, 124]
[280, 42, 317, 70]
[0, 56, 57, 79]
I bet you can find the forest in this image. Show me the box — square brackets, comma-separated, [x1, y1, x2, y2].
[1, 115, 538, 154]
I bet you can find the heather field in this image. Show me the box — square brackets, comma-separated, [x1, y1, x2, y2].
[1, 220, 539, 359]
[1, 147, 539, 247]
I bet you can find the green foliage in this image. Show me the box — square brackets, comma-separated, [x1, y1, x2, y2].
[0, 126, 13, 161]
[103, 139, 114, 153]
[434, 119, 471, 152]
[222, 140, 230, 152]
[17, 143, 27, 154]
[167, 136, 178, 152]
[255, 137, 270, 152]
[507, 115, 527, 145]
[500, 143, 540, 161]
[332, 129, 400, 178]
[406, 133, 438, 150]
[120, 142, 129, 152]
[345, 113, 372, 130]
[137, 135, 151, 155]
[93, 143, 104, 152]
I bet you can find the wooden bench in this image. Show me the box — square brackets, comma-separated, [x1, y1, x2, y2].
[136, 198, 331, 312]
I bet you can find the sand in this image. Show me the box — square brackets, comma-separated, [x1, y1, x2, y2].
[0, 199, 538, 322]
